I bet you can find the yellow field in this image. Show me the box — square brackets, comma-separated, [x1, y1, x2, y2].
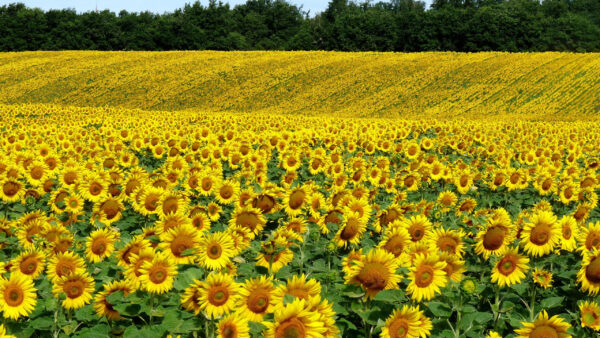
[1, 51, 599, 119]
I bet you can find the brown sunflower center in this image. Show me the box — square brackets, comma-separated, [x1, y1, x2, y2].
[585, 257, 600, 284]
[171, 237, 193, 257]
[247, 291, 269, 313]
[529, 325, 559, 338]
[220, 186, 234, 200]
[483, 226, 505, 251]
[356, 262, 389, 292]
[3, 181, 19, 197]
[64, 280, 85, 299]
[30, 166, 44, 179]
[498, 256, 517, 276]
[408, 224, 425, 242]
[89, 182, 103, 195]
[208, 286, 229, 306]
[415, 265, 434, 288]
[583, 312, 597, 325]
[530, 223, 552, 245]
[221, 324, 237, 338]
[144, 194, 159, 211]
[149, 266, 168, 284]
[288, 190, 306, 210]
[162, 197, 179, 215]
[438, 236, 458, 253]
[207, 243, 222, 259]
[91, 239, 108, 255]
[101, 200, 121, 219]
[384, 236, 405, 257]
[20, 256, 38, 275]
[4, 286, 24, 306]
[585, 232, 600, 251]
[236, 212, 260, 231]
[389, 318, 410, 338]
[340, 218, 360, 241]
[275, 318, 306, 338]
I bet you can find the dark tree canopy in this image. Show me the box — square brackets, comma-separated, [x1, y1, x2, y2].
[0, 0, 599, 52]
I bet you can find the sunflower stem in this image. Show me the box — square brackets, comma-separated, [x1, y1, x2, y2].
[53, 299, 61, 338]
[149, 293, 155, 325]
[492, 285, 502, 331]
[529, 285, 536, 321]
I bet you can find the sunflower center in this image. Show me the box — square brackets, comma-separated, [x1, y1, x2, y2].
[340, 218, 360, 241]
[248, 292, 269, 313]
[585, 257, 600, 284]
[92, 239, 107, 255]
[562, 226, 572, 239]
[208, 286, 229, 306]
[19, 255, 38, 275]
[530, 223, 552, 245]
[30, 166, 44, 179]
[483, 226, 505, 251]
[438, 237, 458, 253]
[171, 237, 192, 257]
[162, 197, 179, 214]
[529, 325, 559, 338]
[64, 281, 84, 299]
[409, 225, 425, 242]
[3, 181, 19, 196]
[90, 182, 103, 195]
[384, 236, 405, 257]
[149, 266, 168, 284]
[221, 325, 237, 338]
[288, 190, 306, 210]
[4, 286, 24, 306]
[207, 244, 222, 259]
[389, 319, 410, 338]
[236, 212, 260, 231]
[357, 262, 389, 292]
[220, 186, 234, 199]
[585, 232, 600, 250]
[101, 200, 120, 219]
[583, 312, 597, 325]
[275, 318, 306, 338]
[415, 265, 434, 288]
[498, 256, 517, 276]
[145, 195, 159, 211]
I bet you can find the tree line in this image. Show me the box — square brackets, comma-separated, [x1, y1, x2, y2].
[1, 0, 599, 52]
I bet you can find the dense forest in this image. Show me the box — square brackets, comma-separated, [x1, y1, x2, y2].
[1, 0, 599, 52]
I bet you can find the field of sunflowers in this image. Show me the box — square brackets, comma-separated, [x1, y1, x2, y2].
[0, 51, 600, 338]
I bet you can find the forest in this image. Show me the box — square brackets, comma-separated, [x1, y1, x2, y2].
[1, 0, 599, 52]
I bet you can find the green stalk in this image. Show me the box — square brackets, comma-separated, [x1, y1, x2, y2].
[53, 300, 62, 338]
[529, 285, 537, 321]
[149, 293, 155, 325]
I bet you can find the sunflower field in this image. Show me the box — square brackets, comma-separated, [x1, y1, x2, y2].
[0, 51, 600, 338]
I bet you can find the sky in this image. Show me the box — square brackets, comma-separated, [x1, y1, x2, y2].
[2, 0, 334, 15]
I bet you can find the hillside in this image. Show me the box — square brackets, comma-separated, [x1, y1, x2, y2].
[1, 51, 599, 119]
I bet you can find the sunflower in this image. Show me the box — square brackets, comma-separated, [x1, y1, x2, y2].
[85, 228, 119, 263]
[0, 274, 37, 320]
[381, 305, 421, 338]
[46, 251, 86, 282]
[486, 331, 502, 338]
[256, 238, 294, 273]
[138, 251, 177, 294]
[217, 313, 250, 338]
[580, 300, 600, 331]
[406, 254, 448, 302]
[491, 247, 529, 287]
[157, 224, 200, 264]
[437, 191, 457, 212]
[430, 227, 465, 257]
[273, 274, 322, 306]
[532, 268, 553, 289]
[578, 221, 600, 252]
[377, 226, 411, 263]
[229, 206, 266, 239]
[216, 179, 240, 205]
[10, 249, 45, 280]
[521, 210, 560, 257]
[181, 279, 204, 315]
[64, 193, 85, 215]
[439, 252, 466, 283]
[116, 236, 152, 268]
[578, 249, 600, 295]
[283, 186, 309, 216]
[237, 276, 275, 322]
[0, 178, 25, 203]
[93, 280, 135, 320]
[198, 173, 220, 196]
[264, 298, 327, 338]
[206, 202, 222, 222]
[135, 187, 163, 216]
[333, 212, 367, 248]
[92, 197, 124, 226]
[80, 173, 108, 202]
[53, 271, 95, 310]
[346, 248, 402, 299]
[199, 272, 240, 318]
[0, 324, 16, 338]
[24, 160, 49, 187]
[514, 310, 571, 338]
[158, 192, 188, 218]
[401, 215, 432, 244]
[558, 216, 578, 252]
[198, 232, 235, 271]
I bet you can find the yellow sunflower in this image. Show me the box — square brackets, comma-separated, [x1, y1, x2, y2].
[491, 247, 529, 287]
[85, 228, 119, 263]
[406, 254, 448, 302]
[10, 249, 45, 280]
[256, 238, 294, 274]
[532, 268, 553, 289]
[558, 216, 578, 252]
[283, 186, 309, 216]
[264, 298, 327, 338]
[377, 226, 411, 263]
[198, 231, 235, 271]
[217, 313, 250, 338]
[52, 271, 95, 310]
[47, 251, 86, 283]
[401, 215, 432, 244]
[474, 217, 515, 260]
[346, 248, 402, 299]
[381, 305, 421, 338]
[199, 272, 240, 318]
[237, 276, 275, 322]
[521, 210, 560, 257]
[578, 221, 600, 253]
[0, 324, 16, 338]
[229, 206, 266, 239]
[138, 251, 177, 294]
[430, 227, 465, 257]
[215, 179, 240, 205]
[0, 274, 37, 320]
[578, 249, 600, 295]
[333, 212, 367, 248]
[514, 310, 571, 338]
[580, 300, 600, 331]
[93, 280, 135, 320]
[181, 279, 204, 315]
[272, 274, 322, 306]
[158, 224, 200, 265]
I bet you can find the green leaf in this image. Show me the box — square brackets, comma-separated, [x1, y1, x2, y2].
[114, 303, 141, 317]
[373, 289, 405, 303]
[29, 317, 53, 330]
[540, 296, 564, 310]
[474, 312, 493, 323]
[106, 290, 124, 305]
[74, 325, 110, 338]
[428, 301, 452, 317]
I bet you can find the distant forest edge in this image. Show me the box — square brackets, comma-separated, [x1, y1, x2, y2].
[1, 0, 600, 52]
